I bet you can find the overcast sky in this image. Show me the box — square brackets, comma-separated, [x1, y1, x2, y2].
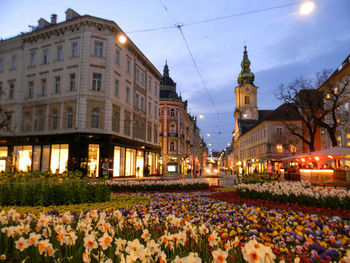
[1, 0, 349, 151]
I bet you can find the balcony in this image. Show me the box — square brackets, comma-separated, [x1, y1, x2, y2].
[168, 132, 178, 137]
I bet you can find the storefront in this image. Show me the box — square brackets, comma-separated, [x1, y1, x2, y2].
[0, 133, 161, 177]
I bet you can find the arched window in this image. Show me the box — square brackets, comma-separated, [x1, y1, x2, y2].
[91, 108, 100, 128]
[170, 141, 175, 151]
[52, 110, 58, 130]
[245, 95, 250, 104]
[67, 108, 73, 128]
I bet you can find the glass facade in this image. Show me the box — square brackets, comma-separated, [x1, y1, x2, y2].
[88, 144, 100, 177]
[0, 146, 8, 172]
[14, 146, 32, 171]
[50, 144, 69, 173]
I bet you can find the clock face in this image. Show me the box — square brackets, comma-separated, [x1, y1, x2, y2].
[245, 87, 250, 93]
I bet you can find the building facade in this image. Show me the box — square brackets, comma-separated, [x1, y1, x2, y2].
[233, 46, 304, 174]
[159, 63, 203, 176]
[0, 9, 161, 177]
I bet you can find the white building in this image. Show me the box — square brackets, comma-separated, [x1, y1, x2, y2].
[0, 9, 161, 177]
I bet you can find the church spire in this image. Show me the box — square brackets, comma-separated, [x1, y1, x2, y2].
[237, 45, 255, 86]
[163, 60, 169, 77]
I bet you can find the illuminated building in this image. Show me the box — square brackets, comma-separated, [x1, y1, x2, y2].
[0, 9, 161, 176]
[159, 62, 203, 176]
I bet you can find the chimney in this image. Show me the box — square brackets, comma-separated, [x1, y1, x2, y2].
[51, 14, 57, 24]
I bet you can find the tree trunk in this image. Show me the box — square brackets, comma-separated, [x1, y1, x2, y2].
[328, 131, 338, 147]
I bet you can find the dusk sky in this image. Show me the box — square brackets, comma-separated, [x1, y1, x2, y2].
[1, 0, 349, 151]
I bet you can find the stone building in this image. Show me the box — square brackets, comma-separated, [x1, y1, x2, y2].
[0, 9, 161, 177]
[233, 46, 303, 174]
[159, 62, 203, 176]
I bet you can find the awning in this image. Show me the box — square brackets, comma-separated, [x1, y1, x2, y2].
[281, 146, 350, 160]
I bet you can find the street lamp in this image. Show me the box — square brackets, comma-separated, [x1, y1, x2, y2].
[118, 34, 127, 44]
[207, 133, 210, 137]
[199, 114, 204, 119]
[299, 1, 315, 15]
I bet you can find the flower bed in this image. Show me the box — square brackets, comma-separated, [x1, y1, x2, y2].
[239, 173, 280, 184]
[107, 178, 209, 192]
[236, 182, 350, 210]
[1, 191, 349, 262]
[0, 208, 275, 263]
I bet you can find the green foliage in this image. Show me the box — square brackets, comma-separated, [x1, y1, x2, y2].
[0, 181, 110, 206]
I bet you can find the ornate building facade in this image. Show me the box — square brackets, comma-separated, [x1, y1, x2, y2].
[159, 63, 203, 176]
[0, 9, 161, 177]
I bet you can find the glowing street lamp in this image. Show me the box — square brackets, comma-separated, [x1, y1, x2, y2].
[207, 133, 210, 137]
[199, 114, 204, 119]
[299, 1, 315, 15]
[118, 34, 127, 44]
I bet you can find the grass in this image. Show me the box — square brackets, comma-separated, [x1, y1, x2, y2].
[0, 193, 151, 214]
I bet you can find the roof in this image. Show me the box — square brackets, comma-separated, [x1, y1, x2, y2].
[239, 103, 300, 137]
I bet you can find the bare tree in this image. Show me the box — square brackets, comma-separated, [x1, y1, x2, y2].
[276, 70, 331, 152]
[315, 73, 350, 147]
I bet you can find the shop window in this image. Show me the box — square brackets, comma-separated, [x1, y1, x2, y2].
[113, 146, 121, 177]
[290, 145, 296, 154]
[125, 148, 135, 176]
[347, 132, 350, 147]
[41, 145, 50, 171]
[136, 150, 144, 177]
[276, 144, 283, 153]
[14, 146, 32, 172]
[88, 144, 100, 177]
[0, 146, 8, 172]
[50, 144, 68, 173]
[33, 146, 41, 170]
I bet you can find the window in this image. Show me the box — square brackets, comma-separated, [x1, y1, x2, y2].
[43, 49, 49, 64]
[24, 113, 31, 132]
[135, 94, 139, 109]
[141, 72, 145, 86]
[154, 84, 158, 97]
[170, 109, 175, 116]
[30, 51, 36, 66]
[170, 123, 175, 133]
[0, 59, 3, 72]
[69, 73, 76, 91]
[276, 127, 282, 135]
[147, 124, 152, 141]
[136, 68, 140, 82]
[92, 73, 102, 91]
[67, 108, 73, 128]
[54, 76, 60, 94]
[148, 79, 152, 92]
[14, 146, 32, 172]
[91, 108, 100, 128]
[114, 80, 119, 97]
[37, 112, 44, 131]
[40, 79, 46, 96]
[52, 110, 58, 130]
[112, 111, 120, 132]
[170, 142, 175, 151]
[154, 125, 158, 143]
[346, 132, 350, 147]
[9, 83, 14, 99]
[72, 42, 78, 57]
[51, 144, 69, 173]
[124, 114, 130, 136]
[94, 42, 103, 57]
[57, 46, 63, 61]
[245, 95, 250, 104]
[11, 55, 17, 69]
[290, 145, 296, 153]
[126, 59, 131, 73]
[276, 144, 283, 153]
[148, 102, 151, 116]
[126, 87, 130, 103]
[154, 106, 157, 119]
[141, 97, 144, 111]
[115, 49, 120, 64]
[27, 81, 33, 98]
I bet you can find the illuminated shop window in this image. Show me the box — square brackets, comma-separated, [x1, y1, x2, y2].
[0, 146, 8, 172]
[50, 144, 68, 173]
[41, 145, 50, 171]
[113, 146, 121, 177]
[33, 146, 41, 170]
[276, 144, 283, 153]
[125, 148, 135, 176]
[14, 146, 32, 172]
[136, 150, 144, 177]
[88, 144, 100, 177]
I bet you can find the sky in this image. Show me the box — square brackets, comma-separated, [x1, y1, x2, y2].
[1, 0, 349, 152]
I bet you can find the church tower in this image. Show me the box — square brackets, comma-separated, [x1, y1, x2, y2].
[234, 46, 258, 122]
